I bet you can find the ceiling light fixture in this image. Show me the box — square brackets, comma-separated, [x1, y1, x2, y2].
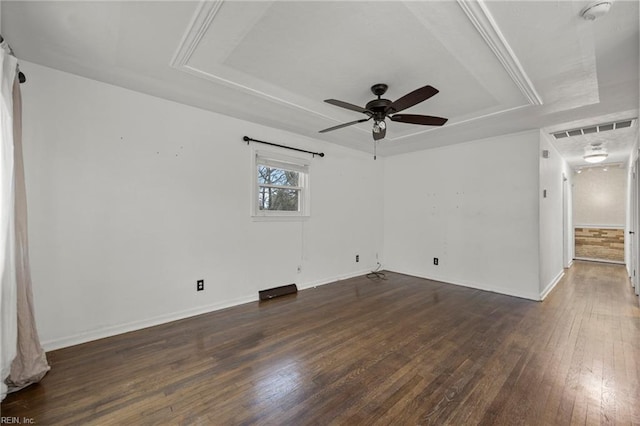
[583, 143, 608, 163]
[580, 1, 613, 21]
[372, 120, 386, 134]
[584, 152, 608, 163]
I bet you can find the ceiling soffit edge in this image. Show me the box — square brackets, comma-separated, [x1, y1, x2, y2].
[456, 0, 543, 106]
[391, 104, 530, 142]
[170, 0, 544, 142]
[170, 0, 223, 69]
[169, 0, 334, 121]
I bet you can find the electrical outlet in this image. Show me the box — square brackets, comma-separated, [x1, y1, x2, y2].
[433, 258, 439, 266]
[356, 254, 359, 263]
[197, 279, 204, 291]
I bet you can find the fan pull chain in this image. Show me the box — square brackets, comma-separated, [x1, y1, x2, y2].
[374, 140, 377, 160]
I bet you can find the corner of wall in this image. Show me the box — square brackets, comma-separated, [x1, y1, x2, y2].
[625, 135, 640, 276]
[538, 130, 566, 297]
[384, 129, 542, 299]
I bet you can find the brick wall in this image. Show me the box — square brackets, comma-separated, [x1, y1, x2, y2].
[574, 227, 624, 262]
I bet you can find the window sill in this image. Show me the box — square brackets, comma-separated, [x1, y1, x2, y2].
[251, 215, 310, 222]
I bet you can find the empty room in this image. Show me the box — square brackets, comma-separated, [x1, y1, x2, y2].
[1, 0, 639, 424]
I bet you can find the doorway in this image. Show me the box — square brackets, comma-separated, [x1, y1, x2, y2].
[572, 165, 627, 264]
[632, 157, 639, 294]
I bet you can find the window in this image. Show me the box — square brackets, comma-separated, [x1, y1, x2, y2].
[253, 151, 309, 218]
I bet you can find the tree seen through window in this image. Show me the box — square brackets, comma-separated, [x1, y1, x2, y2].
[258, 166, 300, 211]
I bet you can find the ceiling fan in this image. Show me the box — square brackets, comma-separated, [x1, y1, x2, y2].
[319, 83, 448, 141]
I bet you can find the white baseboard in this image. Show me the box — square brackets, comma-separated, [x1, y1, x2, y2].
[540, 269, 564, 301]
[385, 268, 541, 301]
[299, 267, 376, 290]
[42, 267, 377, 352]
[41, 295, 257, 351]
[574, 257, 625, 265]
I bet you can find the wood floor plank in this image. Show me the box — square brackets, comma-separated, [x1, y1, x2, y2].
[2, 261, 640, 425]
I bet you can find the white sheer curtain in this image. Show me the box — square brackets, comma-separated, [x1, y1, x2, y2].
[0, 40, 19, 402]
[0, 41, 48, 402]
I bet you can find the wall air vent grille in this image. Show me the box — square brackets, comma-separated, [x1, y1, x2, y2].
[552, 119, 636, 139]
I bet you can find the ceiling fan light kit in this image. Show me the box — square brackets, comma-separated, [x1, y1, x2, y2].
[319, 83, 448, 158]
[373, 120, 386, 132]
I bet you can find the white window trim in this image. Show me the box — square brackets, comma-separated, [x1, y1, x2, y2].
[252, 149, 310, 220]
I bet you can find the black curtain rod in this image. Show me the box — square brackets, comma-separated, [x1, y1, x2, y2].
[243, 136, 324, 158]
[0, 34, 26, 84]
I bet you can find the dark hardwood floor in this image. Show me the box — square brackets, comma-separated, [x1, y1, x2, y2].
[2, 261, 640, 425]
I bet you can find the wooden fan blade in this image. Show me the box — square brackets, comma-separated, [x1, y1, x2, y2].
[319, 118, 370, 133]
[390, 114, 448, 126]
[324, 99, 370, 114]
[386, 85, 439, 114]
[373, 126, 386, 141]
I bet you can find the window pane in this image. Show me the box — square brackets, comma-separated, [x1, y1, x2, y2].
[258, 165, 299, 186]
[258, 187, 300, 211]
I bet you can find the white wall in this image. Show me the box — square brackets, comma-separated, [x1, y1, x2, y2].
[573, 166, 627, 227]
[383, 130, 541, 300]
[538, 131, 566, 298]
[20, 61, 384, 350]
